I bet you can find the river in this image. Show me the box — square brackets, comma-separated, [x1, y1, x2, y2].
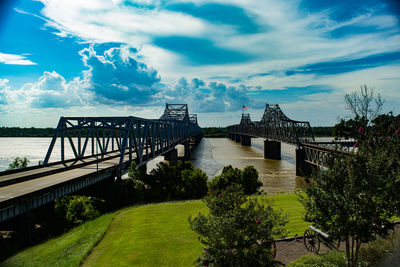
[0, 137, 330, 194]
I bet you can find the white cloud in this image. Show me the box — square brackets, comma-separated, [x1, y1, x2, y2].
[2, 1, 400, 127]
[80, 44, 161, 105]
[0, 79, 10, 106]
[0, 52, 37, 65]
[34, 0, 400, 83]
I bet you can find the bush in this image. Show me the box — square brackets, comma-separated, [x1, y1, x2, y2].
[129, 161, 208, 201]
[55, 195, 105, 226]
[180, 169, 208, 199]
[358, 238, 392, 266]
[208, 165, 262, 195]
[287, 254, 336, 267]
[188, 185, 286, 266]
[322, 250, 346, 267]
[241, 165, 263, 195]
[8, 157, 29, 170]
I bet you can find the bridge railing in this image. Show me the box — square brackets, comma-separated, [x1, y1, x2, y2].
[227, 121, 314, 144]
[301, 142, 353, 168]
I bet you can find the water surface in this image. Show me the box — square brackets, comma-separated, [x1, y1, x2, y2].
[0, 137, 323, 194]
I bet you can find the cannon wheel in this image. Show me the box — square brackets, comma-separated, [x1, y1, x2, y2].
[304, 229, 320, 253]
[331, 239, 340, 250]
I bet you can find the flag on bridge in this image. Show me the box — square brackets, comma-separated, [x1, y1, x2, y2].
[242, 105, 248, 110]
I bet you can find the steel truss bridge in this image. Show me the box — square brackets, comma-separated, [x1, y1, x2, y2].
[0, 104, 202, 223]
[227, 104, 353, 174]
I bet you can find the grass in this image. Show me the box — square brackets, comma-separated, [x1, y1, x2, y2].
[2, 193, 308, 267]
[264, 193, 308, 237]
[83, 193, 307, 266]
[82, 200, 207, 267]
[1, 213, 115, 267]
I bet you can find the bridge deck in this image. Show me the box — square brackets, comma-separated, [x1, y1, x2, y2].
[0, 151, 122, 187]
[0, 153, 123, 206]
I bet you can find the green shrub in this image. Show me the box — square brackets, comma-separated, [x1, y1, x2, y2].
[209, 165, 262, 195]
[129, 161, 208, 201]
[188, 185, 286, 266]
[287, 254, 336, 267]
[322, 249, 346, 267]
[241, 165, 263, 195]
[358, 238, 392, 267]
[180, 169, 208, 199]
[7, 157, 29, 170]
[55, 195, 105, 226]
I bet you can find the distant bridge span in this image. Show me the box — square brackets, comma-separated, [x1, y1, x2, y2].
[0, 104, 202, 223]
[228, 104, 315, 145]
[227, 104, 352, 175]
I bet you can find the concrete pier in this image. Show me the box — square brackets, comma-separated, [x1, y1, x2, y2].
[235, 134, 241, 142]
[183, 141, 191, 161]
[138, 164, 147, 176]
[164, 148, 178, 165]
[240, 135, 251, 146]
[295, 147, 314, 177]
[264, 140, 281, 160]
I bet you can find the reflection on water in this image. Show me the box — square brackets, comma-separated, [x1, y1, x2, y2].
[0, 137, 320, 194]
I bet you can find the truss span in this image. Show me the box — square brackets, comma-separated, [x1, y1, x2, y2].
[43, 103, 202, 176]
[227, 103, 314, 144]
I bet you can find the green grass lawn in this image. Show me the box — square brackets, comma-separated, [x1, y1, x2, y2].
[82, 200, 208, 267]
[83, 193, 308, 267]
[2, 193, 308, 267]
[1, 213, 115, 267]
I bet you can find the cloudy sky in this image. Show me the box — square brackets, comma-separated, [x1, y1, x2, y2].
[0, 0, 399, 127]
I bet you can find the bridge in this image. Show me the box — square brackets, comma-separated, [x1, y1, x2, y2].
[227, 104, 352, 176]
[0, 104, 202, 223]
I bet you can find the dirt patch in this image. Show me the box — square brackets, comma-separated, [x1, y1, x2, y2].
[275, 237, 333, 265]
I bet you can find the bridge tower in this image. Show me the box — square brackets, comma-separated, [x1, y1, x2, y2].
[160, 104, 202, 164]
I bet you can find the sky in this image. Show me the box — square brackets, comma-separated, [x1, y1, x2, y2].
[0, 0, 399, 127]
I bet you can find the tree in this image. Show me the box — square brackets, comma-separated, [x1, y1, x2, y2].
[55, 195, 105, 226]
[7, 157, 29, 170]
[128, 161, 208, 201]
[299, 125, 400, 267]
[180, 169, 208, 199]
[188, 185, 287, 266]
[208, 165, 263, 195]
[344, 85, 384, 124]
[241, 166, 263, 195]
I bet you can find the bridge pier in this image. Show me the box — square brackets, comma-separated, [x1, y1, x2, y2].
[138, 164, 147, 176]
[164, 148, 178, 165]
[240, 135, 251, 146]
[235, 134, 241, 142]
[295, 147, 314, 177]
[193, 135, 202, 145]
[183, 141, 191, 161]
[264, 140, 281, 160]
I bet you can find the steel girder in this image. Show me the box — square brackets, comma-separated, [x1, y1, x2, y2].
[240, 113, 252, 125]
[160, 103, 189, 121]
[227, 104, 315, 145]
[301, 143, 352, 168]
[43, 105, 202, 175]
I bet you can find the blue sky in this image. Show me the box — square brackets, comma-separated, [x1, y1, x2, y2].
[0, 0, 399, 127]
